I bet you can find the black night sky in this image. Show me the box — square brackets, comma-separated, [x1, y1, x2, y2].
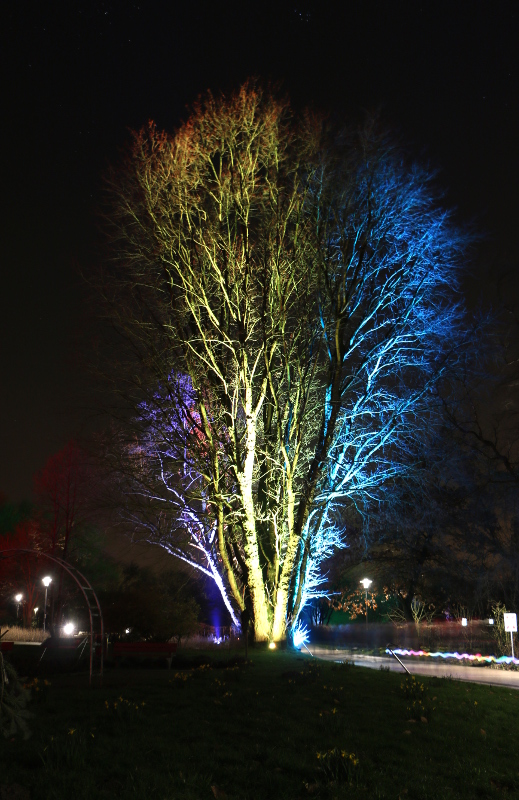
[1, 0, 518, 502]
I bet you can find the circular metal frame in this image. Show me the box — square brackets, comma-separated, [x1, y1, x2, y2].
[0, 549, 104, 685]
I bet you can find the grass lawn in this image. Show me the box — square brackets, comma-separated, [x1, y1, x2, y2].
[1, 648, 518, 799]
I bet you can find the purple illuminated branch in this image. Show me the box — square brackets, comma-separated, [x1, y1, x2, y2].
[121, 372, 241, 627]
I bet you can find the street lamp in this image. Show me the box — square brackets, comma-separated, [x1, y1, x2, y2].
[15, 593, 23, 622]
[42, 576, 52, 632]
[360, 578, 372, 625]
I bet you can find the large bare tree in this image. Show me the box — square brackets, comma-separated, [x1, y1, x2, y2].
[98, 83, 470, 641]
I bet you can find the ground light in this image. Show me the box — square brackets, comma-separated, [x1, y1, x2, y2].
[268, 642, 276, 650]
[386, 647, 519, 666]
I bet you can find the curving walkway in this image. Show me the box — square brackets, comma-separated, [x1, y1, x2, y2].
[306, 646, 519, 691]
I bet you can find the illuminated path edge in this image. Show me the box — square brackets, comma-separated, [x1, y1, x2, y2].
[386, 647, 519, 666]
[304, 647, 519, 690]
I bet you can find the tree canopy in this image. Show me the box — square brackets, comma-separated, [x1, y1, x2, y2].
[98, 82, 472, 642]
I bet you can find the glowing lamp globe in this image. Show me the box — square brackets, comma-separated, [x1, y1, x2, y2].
[42, 576, 52, 587]
[15, 593, 23, 602]
[63, 623, 75, 636]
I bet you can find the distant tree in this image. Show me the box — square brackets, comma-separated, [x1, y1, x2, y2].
[98, 82, 474, 642]
[101, 563, 200, 641]
[34, 440, 91, 624]
[435, 281, 519, 609]
[328, 412, 513, 620]
[0, 451, 111, 628]
[0, 518, 46, 625]
[66, 525, 120, 592]
[34, 440, 89, 560]
[0, 496, 32, 536]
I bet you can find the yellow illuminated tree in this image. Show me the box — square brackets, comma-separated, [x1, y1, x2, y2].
[99, 82, 471, 642]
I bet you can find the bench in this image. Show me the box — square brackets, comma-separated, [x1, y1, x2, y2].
[0, 641, 14, 653]
[112, 641, 178, 668]
[36, 636, 90, 670]
[40, 636, 89, 651]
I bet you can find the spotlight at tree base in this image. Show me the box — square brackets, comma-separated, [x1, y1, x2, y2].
[268, 642, 276, 650]
[386, 647, 519, 666]
[62, 622, 75, 636]
[461, 618, 468, 627]
[292, 621, 310, 649]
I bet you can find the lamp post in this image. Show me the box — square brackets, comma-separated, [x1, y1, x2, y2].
[15, 593, 23, 623]
[42, 576, 52, 632]
[360, 578, 372, 626]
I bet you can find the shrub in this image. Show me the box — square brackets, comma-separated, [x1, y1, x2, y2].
[316, 747, 359, 784]
[0, 652, 33, 739]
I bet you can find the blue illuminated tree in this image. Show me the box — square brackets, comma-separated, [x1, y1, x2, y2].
[100, 83, 473, 641]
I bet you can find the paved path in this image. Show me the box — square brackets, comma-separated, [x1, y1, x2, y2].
[306, 646, 519, 691]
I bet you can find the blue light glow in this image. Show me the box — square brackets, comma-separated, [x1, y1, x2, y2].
[292, 621, 310, 649]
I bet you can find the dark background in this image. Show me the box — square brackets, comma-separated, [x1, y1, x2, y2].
[1, 0, 518, 503]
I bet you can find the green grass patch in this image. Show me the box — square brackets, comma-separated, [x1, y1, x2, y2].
[1, 650, 518, 799]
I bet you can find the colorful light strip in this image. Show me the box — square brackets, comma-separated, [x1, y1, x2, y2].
[386, 647, 519, 665]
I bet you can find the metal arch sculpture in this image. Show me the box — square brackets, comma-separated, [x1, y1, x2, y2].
[0, 549, 104, 685]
